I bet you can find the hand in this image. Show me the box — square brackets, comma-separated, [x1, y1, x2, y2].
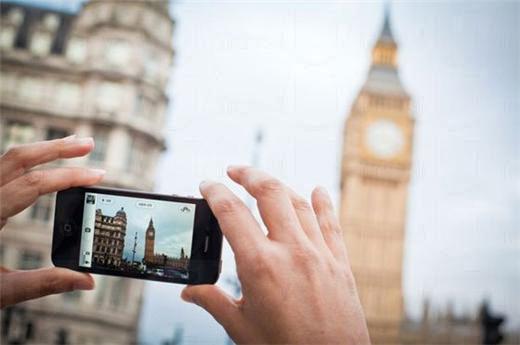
[0, 136, 105, 308]
[182, 166, 370, 344]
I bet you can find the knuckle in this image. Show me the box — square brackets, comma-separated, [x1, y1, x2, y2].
[23, 170, 44, 187]
[4, 145, 24, 162]
[43, 272, 72, 295]
[320, 216, 342, 236]
[212, 196, 242, 215]
[248, 248, 275, 277]
[344, 267, 358, 294]
[314, 193, 332, 214]
[327, 260, 344, 277]
[251, 177, 283, 197]
[292, 196, 311, 212]
[292, 244, 320, 264]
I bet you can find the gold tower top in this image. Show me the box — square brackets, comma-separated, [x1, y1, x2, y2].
[372, 5, 398, 68]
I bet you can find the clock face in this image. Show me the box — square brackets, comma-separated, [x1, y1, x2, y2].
[365, 119, 405, 159]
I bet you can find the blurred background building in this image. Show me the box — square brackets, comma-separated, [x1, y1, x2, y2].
[0, 0, 174, 343]
[340, 8, 518, 345]
[340, 8, 413, 344]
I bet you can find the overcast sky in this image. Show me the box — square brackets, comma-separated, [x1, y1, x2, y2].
[18, 0, 520, 343]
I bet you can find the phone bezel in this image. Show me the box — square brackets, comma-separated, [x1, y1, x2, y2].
[52, 186, 222, 285]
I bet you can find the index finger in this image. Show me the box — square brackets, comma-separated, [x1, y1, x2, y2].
[226, 166, 306, 244]
[0, 135, 94, 186]
[200, 181, 266, 261]
[0, 268, 94, 308]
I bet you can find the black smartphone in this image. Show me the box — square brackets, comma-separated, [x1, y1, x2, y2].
[52, 186, 222, 285]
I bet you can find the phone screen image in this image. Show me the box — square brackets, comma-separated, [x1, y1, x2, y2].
[78, 192, 196, 280]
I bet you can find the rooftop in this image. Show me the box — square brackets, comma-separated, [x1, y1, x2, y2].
[1, 1, 77, 55]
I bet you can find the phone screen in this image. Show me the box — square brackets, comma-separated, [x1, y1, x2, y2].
[78, 192, 196, 280]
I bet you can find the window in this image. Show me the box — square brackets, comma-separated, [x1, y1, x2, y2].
[0, 72, 15, 97]
[18, 250, 42, 270]
[144, 50, 158, 81]
[97, 82, 122, 113]
[56, 82, 81, 110]
[56, 329, 69, 345]
[1, 121, 35, 153]
[133, 94, 155, 119]
[30, 31, 52, 56]
[46, 127, 69, 141]
[63, 290, 82, 302]
[114, 5, 138, 26]
[96, 277, 108, 306]
[19, 77, 44, 103]
[142, 11, 157, 34]
[0, 27, 16, 49]
[43, 14, 60, 30]
[126, 137, 148, 173]
[105, 40, 130, 66]
[67, 37, 86, 64]
[89, 128, 109, 163]
[30, 194, 54, 222]
[133, 93, 144, 117]
[8, 8, 24, 25]
[110, 278, 127, 308]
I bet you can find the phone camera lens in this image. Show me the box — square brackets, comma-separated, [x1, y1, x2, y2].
[63, 223, 72, 234]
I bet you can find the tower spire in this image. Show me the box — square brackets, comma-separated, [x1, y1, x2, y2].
[371, 2, 398, 68]
[378, 2, 395, 44]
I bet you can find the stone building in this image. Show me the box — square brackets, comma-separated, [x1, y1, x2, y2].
[340, 8, 414, 344]
[93, 207, 127, 268]
[145, 249, 190, 271]
[0, 0, 174, 343]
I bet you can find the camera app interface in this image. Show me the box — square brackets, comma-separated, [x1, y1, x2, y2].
[79, 193, 195, 280]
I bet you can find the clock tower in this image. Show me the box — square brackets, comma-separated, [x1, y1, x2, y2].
[340, 7, 414, 344]
[144, 217, 155, 263]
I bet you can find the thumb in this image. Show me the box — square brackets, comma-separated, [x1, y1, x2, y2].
[182, 285, 243, 338]
[0, 267, 94, 308]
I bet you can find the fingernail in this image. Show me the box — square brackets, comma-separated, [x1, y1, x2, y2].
[181, 292, 192, 303]
[76, 137, 94, 146]
[199, 180, 215, 190]
[316, 186, 329, 196]
[181, 290, 196, 304]
[89, 168, 106, 177]
[62, 134, 77, 142]
[227, 165, 248, 172]
[73, 279, 94, 290]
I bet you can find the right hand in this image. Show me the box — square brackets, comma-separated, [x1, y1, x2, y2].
[181, 166, 370, 344]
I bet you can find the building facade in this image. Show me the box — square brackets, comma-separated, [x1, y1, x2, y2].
[93, 207, 127, 268]
[339, 9, 414, 344]
[0, 0, 174, 343]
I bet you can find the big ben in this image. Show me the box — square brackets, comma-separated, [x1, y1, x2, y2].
[340, 8, 414, 344]
[145, 217, 156, 263]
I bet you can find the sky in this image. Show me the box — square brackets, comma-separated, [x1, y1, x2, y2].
[15, 0, 520, 343]
[91, 193, 195, 262]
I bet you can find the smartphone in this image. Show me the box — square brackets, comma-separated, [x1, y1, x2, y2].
[52, 186, 222, 285]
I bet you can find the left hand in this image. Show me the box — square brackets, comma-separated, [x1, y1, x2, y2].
[0, 135, 105, 308]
